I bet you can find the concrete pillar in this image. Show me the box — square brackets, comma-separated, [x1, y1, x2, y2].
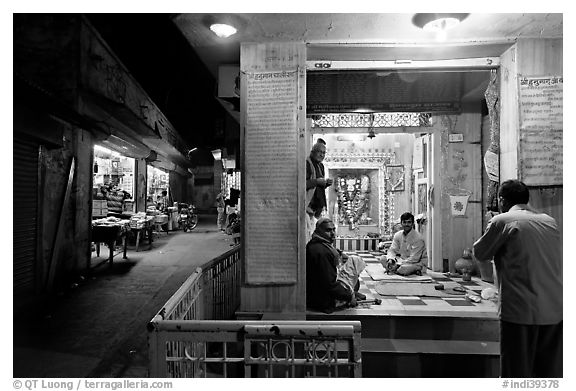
[135, 159, 147, 212]
[239, 42, 307, 318]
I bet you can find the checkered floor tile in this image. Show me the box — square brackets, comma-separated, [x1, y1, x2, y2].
[345, 251, 499, 314]
[349, 251, 381, 262]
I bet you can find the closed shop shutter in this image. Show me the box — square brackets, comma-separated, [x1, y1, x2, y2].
[13, 136, 39, 294]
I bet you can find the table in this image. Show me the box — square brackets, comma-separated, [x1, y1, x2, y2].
[129, 215, 156, 251]
[132, 223, 154, 252]
[92, 224, 128, 266]
[154, 214, 169, 235]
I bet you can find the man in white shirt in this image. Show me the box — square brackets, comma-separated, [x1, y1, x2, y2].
[474, 179, 562, 378]
[383, 212, 428, 276]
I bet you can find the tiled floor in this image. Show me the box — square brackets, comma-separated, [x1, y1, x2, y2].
[321, 251, 499, 318]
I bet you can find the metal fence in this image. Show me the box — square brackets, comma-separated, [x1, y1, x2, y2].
[148, 245, 362, 377]
[155, 246, 242, 322]
[148, 320, 362, 377]
[201, 246, 242, 320]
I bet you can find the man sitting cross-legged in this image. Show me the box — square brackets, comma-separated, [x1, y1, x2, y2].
[381, 212, 428, 276]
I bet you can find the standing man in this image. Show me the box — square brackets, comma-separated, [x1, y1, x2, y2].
[383, 212, 428, 276]
[216, 192, 226, 231]
[157, 190, 168, 212]
[473, 179, 562, 378]
[306, 142, 333, 242]
[306, 218, 364, 313]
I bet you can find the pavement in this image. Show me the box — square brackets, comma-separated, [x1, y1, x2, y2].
[12, 214, 234, 378]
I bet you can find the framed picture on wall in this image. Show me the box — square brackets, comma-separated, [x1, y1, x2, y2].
[386, 165, 405, 192]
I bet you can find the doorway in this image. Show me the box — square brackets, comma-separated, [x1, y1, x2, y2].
[312, 127, 439, 271]
[307, 67, 492, 271]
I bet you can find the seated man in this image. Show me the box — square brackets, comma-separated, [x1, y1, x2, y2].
[306, 217, 365, 313]
[382, 212, 428, 276]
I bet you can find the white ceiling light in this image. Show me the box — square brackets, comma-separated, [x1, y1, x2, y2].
[421, 16, 463, 32]
[412, 13, 469, 42]
[210, 23, 237, 38]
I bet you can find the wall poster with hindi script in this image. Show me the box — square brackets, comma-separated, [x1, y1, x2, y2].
[244, 69, 299, 285]
[518, 75, 563, 186]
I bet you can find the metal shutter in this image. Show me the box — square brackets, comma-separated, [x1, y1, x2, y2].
[13, 136, 39, 294]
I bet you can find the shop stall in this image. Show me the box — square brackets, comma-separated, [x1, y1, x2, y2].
[147, 166, 170, 209]
[146, 165, 174, 232]
[91, 145, 137, 264]
[220, 165, 241, 235]
[93, 145, 136, 216]
[91, 216, 130, 266]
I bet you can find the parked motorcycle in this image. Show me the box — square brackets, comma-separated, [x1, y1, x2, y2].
[177, 203, 198, 232]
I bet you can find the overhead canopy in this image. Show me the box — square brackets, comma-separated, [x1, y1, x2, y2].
[306, 70, 490, 114]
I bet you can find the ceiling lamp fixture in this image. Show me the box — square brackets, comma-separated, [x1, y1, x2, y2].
[210, 23, 237, 38]
[412, 13, 469, 41]
[367, 114, 376, 139]
[211, 149, 222, 161]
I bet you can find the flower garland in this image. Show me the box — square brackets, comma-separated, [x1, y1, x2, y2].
[336, 175, 371, 228]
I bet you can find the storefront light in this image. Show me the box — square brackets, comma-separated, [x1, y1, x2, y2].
[211, 149, 222, 161]
[223, 158, 236, 169]
[94, 145, 112, 154]
[94, 144, 121, 158]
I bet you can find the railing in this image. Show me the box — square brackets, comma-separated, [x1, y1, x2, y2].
[243, 322, 361, 377]
[148, 320, 362, 377]
[148, 244, 362, 377]
[156, 246, 241, 322]
[201, 247, 242, 320]
[335, 237, 389, 252]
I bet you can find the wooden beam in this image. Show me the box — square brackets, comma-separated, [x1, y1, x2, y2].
[361, 338, 500, 355]
[46, 157, 75, 292]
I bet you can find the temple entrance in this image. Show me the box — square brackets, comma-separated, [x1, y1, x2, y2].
[305, 66, 492, 271]
[313, 129, 438, 269]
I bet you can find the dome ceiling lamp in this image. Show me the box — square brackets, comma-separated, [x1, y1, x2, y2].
[412, 13, 469, 41]
[209, 23, 237, 38]
[203, 14, 240, 39]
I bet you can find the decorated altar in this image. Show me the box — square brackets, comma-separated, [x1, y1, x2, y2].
[336, 174, 371, 227]
[323, 151, 396, 239]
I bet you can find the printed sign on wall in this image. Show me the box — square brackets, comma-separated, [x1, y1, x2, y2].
[518, 75, 563, 186]
[244, 69, 299, 284]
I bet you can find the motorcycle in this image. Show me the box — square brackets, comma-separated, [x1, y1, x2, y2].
[177, 203, 198, 232]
